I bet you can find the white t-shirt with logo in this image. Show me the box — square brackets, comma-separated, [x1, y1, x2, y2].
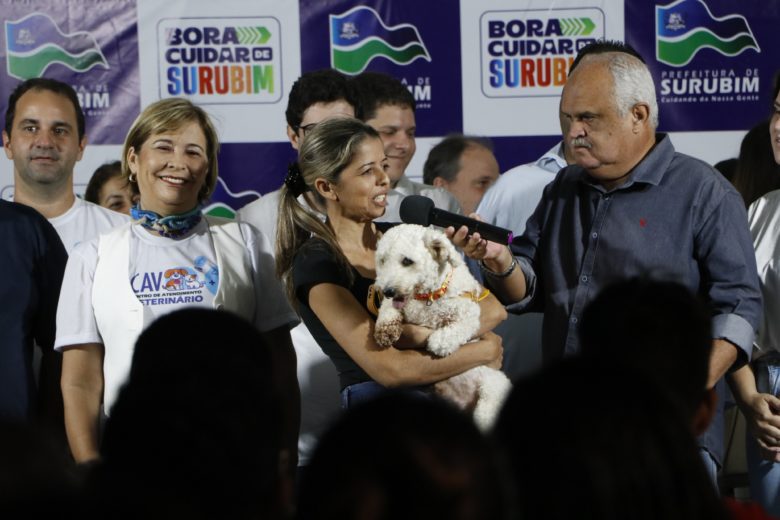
[48, 197, 129, 254]
[55, 219, 297, 349]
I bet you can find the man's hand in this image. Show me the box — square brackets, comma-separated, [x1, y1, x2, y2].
[744, 392, 780, 462]
[444, 213, 506, 262]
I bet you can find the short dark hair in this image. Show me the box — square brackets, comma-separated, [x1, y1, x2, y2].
[285, 69, 356, 130]
[713, 158, 738, 183]
[5, 78, 85, 140]
[569, 39, 645, 74]
[579, 278, 712, 420]
[352, 71, 415, 121]
[422, 134, 494, 185]
[732, 118, 780, 206]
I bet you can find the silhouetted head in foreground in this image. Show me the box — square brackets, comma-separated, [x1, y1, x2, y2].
[494, 356, 728, 520]
[94, 308, 286, 519]
[299, 392, 514, 520]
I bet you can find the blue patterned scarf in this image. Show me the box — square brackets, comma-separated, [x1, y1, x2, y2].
[131, 204, 203, 238]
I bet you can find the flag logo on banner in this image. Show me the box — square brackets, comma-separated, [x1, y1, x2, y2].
[655, 0, 759, 67]
[329, 6, 431, 75]
[5, 13, 108, 80]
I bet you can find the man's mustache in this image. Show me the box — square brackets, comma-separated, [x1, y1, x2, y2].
[570, 137, 592, 149]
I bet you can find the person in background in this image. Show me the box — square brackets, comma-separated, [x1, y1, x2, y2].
[352, 71, 461, 221]
[422, 134, 499, 216]
[714, 158, 739, 184]
[276, 117, 505, 410]
[56, 98, 299, 467]
[727, 78, 780, 516]
[732, 117, 780, 207]
[84, 160, 139, 215]
[3, 78, 127, 253]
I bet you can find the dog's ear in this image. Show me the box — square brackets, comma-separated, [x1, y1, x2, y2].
[424, 229, 450, 267]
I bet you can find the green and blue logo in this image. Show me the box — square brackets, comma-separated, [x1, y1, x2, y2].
[329, 6, 430, 75]
[656, 0, 759, 67]
[5, 13, 108, 80]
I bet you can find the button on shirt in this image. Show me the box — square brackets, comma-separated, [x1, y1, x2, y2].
[509, 134, 761, 362]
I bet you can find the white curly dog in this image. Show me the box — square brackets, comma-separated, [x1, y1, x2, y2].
[373, 223, 511, 430]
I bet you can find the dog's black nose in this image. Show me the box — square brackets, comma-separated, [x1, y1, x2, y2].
[383, 287, 396, 298]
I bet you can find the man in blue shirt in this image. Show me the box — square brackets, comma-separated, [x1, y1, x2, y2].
[0, 200, 67, 427]
[456, 43, 762, 481]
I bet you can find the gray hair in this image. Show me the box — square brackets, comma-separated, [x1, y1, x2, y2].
[587, 53, 659, 129]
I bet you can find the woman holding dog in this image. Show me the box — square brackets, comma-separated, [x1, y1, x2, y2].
[56, 98, 299, 463]
[276, 117, 506, 408]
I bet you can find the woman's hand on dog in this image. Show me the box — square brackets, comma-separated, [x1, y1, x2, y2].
[479, 331, 504, 370]
[394, 323, 434, 350]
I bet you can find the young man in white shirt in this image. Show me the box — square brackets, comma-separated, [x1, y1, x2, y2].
[352, 71, 461, 222]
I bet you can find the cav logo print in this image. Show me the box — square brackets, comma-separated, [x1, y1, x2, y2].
[329, 6, 431, 75]
[5, 13, 108, 80]
[656, 0, 760, 67]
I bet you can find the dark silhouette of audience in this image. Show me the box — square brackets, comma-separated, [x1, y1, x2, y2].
[297, 392, 514, 520]
[494, 356, 730, 520]
[579, 278, 715, 428]
[89, 309, 290, 519]
[0, 420, 83, 518]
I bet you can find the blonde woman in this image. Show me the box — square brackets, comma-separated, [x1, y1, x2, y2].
[276, 118, 505, 408]
[57, 98, 299, 463]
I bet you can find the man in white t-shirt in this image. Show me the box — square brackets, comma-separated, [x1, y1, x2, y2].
[239, 69, 356, 470]
[3, 78, 127, 253]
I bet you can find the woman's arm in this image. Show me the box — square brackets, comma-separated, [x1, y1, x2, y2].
[475, 291, 508, 335]
[309, 283, 503, 387]
[61, 343, 104, 463]
[728, 364, 780, 461]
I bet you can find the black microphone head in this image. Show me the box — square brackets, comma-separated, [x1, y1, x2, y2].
[399, 195, 434, 226]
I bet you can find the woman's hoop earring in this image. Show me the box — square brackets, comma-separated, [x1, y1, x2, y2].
[128, 172, 136, 183]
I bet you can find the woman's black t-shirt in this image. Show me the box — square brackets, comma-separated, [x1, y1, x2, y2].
[292, 226, 392, 390]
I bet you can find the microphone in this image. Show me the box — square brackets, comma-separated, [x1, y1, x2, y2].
[399, 195, 514, 245]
